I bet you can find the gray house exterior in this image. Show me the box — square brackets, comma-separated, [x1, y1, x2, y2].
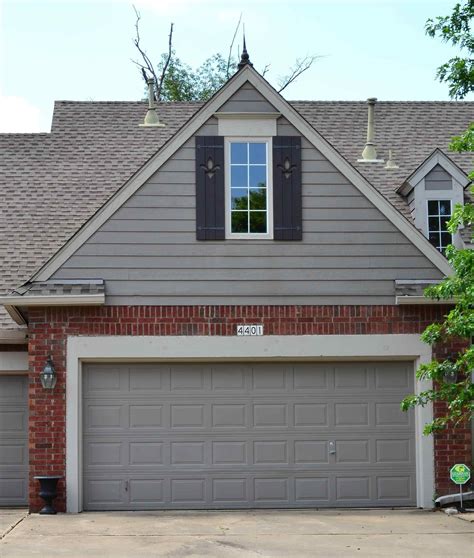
[0, 63, 472, 512]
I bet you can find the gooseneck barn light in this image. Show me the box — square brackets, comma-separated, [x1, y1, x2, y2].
[40, 356, 57, 389]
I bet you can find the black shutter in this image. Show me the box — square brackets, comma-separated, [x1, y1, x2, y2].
[195, 136, 225, 240]
[273, 136, 302, 240]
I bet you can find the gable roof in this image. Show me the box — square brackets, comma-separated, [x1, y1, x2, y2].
[28, 66, 454, 282]
[397, 148, 471, 196]
[1, 67, 472, 330]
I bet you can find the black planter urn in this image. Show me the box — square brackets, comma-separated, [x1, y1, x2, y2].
[34, 476, 62, 514]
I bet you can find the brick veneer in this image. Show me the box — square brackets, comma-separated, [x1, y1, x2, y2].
[27, 304, 471, 512]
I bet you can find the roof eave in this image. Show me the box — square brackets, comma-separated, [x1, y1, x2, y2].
[0, 294, 105, 306]
[395, 295, 455, 305]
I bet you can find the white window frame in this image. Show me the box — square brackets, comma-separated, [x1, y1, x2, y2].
[426, 199, 452, 252]
[224, 137, 273, 240]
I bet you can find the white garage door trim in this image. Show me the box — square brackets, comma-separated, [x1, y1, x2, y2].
[0, 352, 28, 374]
[66, 334, 433, 513]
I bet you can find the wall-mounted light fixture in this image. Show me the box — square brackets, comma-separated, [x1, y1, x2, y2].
[443, 369, 458, 384]
[40, 356, 57, 389]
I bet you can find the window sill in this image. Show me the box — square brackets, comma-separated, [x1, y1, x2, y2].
[226, 233, 274, 240]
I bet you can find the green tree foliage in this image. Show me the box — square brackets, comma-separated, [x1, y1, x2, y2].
[156, 52, 234, 102]
[402, 1, 474, 434]
[425, 0, 474, 98]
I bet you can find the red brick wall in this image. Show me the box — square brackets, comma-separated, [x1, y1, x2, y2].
[27, 304, 471, 511]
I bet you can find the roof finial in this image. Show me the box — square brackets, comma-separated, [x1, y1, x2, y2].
[238, 29, 253, 70]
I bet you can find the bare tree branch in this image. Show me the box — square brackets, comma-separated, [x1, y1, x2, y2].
[157, 23, 174, 100]
[226, 13, 242, 78]
[132, 5, 158, 97]
[261, 64, 271, 77]
[277, 55, 320, 93]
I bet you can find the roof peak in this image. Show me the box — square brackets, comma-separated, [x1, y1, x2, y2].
[237, 33, 253, 70]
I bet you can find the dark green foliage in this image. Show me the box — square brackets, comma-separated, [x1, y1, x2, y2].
[425, 0, 474, 99]
[402, 2, 474, 434]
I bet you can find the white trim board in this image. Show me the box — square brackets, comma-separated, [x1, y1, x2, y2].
[0, 351, 28, 373]
[398, 149, 470, 196]
[66, 334, 434, 513]
[31, 65, 452, 282]
[0, 294, 105, 306]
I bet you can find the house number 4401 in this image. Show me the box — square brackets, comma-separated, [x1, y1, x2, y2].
[236, 324, 264, 336]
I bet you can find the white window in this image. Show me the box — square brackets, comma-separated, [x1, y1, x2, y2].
[226, 138, 273, 239]
[427, 199, 452, 253]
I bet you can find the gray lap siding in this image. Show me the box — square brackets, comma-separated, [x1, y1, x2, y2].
[51, 121, 443, 304]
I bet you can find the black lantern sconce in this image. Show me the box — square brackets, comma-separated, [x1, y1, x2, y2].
[40, 356, 57, 389]
[443, 369, 458, 384]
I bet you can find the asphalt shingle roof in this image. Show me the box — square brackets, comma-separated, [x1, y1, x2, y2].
[0, 98, 472, 331]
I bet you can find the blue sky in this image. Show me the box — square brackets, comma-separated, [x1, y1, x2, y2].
[0, 0, 465, 132]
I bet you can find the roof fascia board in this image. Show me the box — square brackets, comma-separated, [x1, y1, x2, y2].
[0, 294, 105, 306]
[4, 305, 27, 326]
[0, 329, 27, 343]
[396, 295, 455, 305]
[31, 66, 452, 281]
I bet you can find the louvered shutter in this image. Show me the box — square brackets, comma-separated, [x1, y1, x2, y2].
[195, 136, 225, 240]
[272, 136, 302, 240]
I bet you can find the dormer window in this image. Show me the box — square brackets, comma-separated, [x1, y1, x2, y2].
[397, 149, 470, 253]
[427, 200, 452, 253]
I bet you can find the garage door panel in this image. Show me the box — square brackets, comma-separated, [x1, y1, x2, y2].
[293, 364, 329, 390]
[375, 402, 411, 426]
[129, 404, 163, 428]
[83, 362, 416, 509]
[130, 442, 164, 465]
[375, 362, 411, 389]
[212, 478, 247, 502]
[211, 365, 246, 390]
[376, 475, 412, 501]
[334, 364, 369, 389]
[376, 439, 412, 463]
[0, 375, 28, 507]
[212, 404, 247, 428]
[130, 479, 164, 504]
[212, 441, 247, 465]
[294, 403, 328, 427]
[0, 376, 28, 401]
[335, 403, 369, 426]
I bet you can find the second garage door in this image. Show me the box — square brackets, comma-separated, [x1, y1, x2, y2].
[83, 361, 415, 510]
[0, 375, 29, 507]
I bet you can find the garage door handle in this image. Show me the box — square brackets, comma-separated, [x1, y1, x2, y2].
[329, 441, 336, 455]
[125, 480, 129, 492]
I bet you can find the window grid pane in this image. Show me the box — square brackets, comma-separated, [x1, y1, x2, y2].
[427, 200, 452, 252]
[230, 142, 268, 234]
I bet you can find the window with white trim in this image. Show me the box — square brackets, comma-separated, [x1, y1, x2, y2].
[227, 139, 272, 238]
[427, 199, 452, 253]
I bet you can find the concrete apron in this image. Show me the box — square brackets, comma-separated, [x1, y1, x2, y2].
[1, 509, 473, 558]
[0, 510, 28, 539]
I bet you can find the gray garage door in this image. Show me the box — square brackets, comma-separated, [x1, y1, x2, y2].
[83, 362, 416, 510]
[0, 375, 29, 507]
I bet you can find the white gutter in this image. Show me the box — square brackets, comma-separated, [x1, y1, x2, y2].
[0, 294, 105, 306]
[396, 296, 455, 305]
[0, 329, 27, 343]
[0, 351, 28, 372]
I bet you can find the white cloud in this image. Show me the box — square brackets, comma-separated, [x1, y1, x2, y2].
[0, 94, 43, 133]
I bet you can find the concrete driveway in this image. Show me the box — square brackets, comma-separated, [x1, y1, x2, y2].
[1, 508, 473, 557]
